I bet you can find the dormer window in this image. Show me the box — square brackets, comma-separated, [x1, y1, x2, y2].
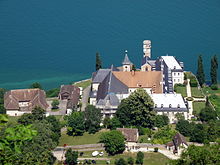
[155, 104, 157, 108]
[169, 104, 172, 108]
[161, 104, 163, 108]
[177, 104, 180, 108]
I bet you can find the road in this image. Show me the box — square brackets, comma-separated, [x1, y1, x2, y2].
[81, 85, 91, 111]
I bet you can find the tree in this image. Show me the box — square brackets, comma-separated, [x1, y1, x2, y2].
[18, 113, 34, 125]
[196, 55, 205, 86]
[65, 148, 78, 165]
[171, 143, 220, 165]
[46, 116, 61, 144]
[66, 112, 85, 136]
[152, 126, 176, 144]
[176, 119, 193, 137]
[100, 130, 125, 155]
[210, 55, 218, 85]
[115, 158, 127, 165]
[95, 52, 102, 71]
[84, 105, 101, 134]
[32, 106, 46, 121]
[30, 82, 42, 89]
[154, 115, 169, 128]
[107, 117, 122, 130]
[51, 99, 59, 109]
[132, 64, 136, 71]
[116, 88, 155, 128]
[190, 123, 207, 143]
[127, 157, 134, 165]
[136, 151, 144, 165]
[0, 88, 6, 114]
[199, 105, 217, 122]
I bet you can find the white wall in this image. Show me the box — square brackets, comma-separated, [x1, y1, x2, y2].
[172, 72, 184, 86]
[6, 110, 30, 116]
[92, 83, 100, 91]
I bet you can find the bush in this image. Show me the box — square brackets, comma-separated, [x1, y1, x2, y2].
[211, 84, 218, 90]
[186, 97, 194, 101]
[51, 99, 59, 109]
[46, 88, 60, 97]
[136, 151, 144, 165]
[190, 79, 198, 87]
[127, 157, 134, 165]
[154, 147, 158, 152]
[115, 158, 127, 165]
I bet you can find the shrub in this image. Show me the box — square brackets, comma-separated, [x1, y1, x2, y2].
[211, 84, 218, 90]
[154, 147, 158, 152]
[186, 97, 194, 101]
[190, 79, 198, 87]
[136, 151, 144, 165]
[127, 157, 134, 165]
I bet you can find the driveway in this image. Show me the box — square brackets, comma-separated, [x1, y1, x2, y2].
[81, 85, 91, 111]
[46, 98, 67, 115]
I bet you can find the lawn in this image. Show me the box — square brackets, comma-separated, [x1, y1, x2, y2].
[7, 116, 19, 125]
[209, 94, 220, 115]
[202, 86, 220, 96]
[193, 101, 206, 116]
[59, 130, 108, 146]
[77, 151, 170, 165]
[175, 86, 187, 97]
[191, 87, 204, 98]
[74, 79, 91, 89]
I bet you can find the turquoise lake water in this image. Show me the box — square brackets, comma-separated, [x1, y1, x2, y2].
[0, 0, 219, 89]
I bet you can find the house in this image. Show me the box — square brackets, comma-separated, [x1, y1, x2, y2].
[4, 88, 48, 116]
[117, 128, 139, 151]
[150, 93, 188, 123]
[166, 133, 188, 155]
[59, 85, 80, 113]
[141, 40, 184, 93]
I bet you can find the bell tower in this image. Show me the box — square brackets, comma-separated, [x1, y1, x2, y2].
[143, 40, 151, 58]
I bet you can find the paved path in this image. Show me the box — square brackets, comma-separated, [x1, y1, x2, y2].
[81, 85, 91, 111]
[186, 79, 193, 117]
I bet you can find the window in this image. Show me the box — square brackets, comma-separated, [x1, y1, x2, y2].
[178, 72, 180, 76]
[174, 73, 176, 76]
[178, 79, 180, 82]
[155, 104, 157, 108]
[169, 104, 172, 108]
[174, 79, 176, 82]
[161, 104, 163, 108]
[177, 104, 180, 108]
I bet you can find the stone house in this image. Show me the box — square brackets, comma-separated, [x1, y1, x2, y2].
[4, 88, 48, 116]
[166, 133, 188, 155]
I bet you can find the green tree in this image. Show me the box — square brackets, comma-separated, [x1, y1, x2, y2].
[84, 105, 101, 134]
[210, 55, 218, 85]
[136, 151, 144, 165]
[171, 143, 220, 165]
[0, 88, 6, 114]
[32, 106, 46, 121]
[46, 115, 61, 144]
[153, 126, 176, 144]
[100, 130, 125, 155]
[51, 99, 59, 109]
[196, 55, 205, 86]
[65, 148, 78, 165]
[132, 64, 136, 71]
[116, 99, 132, 126]
[30, 82, 42, 89]
[67, 112, 85, 136]
[176, 119, 193, 137]
[115, 158, 127, 165]
[199, 105, 217, 122]
[0, 125, 37, 164]
[127, 157, 134, 165]
[96, 52, 102, 71]
[18, 113, 34, 125]
[154, 115, 169, 128]
[108, 117, 122, 130]
[116, 88, 155, 128]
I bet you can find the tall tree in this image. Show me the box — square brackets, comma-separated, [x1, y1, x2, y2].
[136, 151, 144, 165]
[116, 88, 155, 128]
[65, 148, 78, 165]
[95, 52, 102, 71]
[210, 55, 218, 85]
[196, 55, 205, 86]
[84, 105, 101, 134]
[66, 112, 85, 136]
[100, 130, 125, 155]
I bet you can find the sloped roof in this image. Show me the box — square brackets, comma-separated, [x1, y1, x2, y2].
[4, 89, 48, 110]
[166, 133, 188, 148]
[112, 71, 163, 93]
[97, 93, 120, 107]
[141, 56, 156, 66]
[161, 56, 182, 70]
[97, 72, 128, 100]
[117, 128, 139, 142]
[92, 69, 111, 83]
[122, 54, 132, 65]
[60, 85, 80, 107]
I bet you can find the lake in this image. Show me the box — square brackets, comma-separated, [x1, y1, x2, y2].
[0, 0, 219, 89]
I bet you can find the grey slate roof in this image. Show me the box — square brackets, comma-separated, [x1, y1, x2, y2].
[97, 93, 120, 107]
[92, 69, 111, 83]
[122, 54, 132, 65]
[141, 56, 156, 66]
[96, 71, 128, 101]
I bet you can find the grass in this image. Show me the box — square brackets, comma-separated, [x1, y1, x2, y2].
[74, 79, 91, 89]
[77, 151, 170, 165]
[59, 130, 108, 146]
[209, 94, 220, 116]
[202, 86, 220, 96]
[175, 86, 187, 97]
[7, 116, 19, 125]
[193, 101, 206, 115]
[191, 87, 204, 98]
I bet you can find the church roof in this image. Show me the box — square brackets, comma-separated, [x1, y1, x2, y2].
[122, 54, 132, 65]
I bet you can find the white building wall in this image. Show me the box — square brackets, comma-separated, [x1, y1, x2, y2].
[92, 83, 100, 91]
[172, 72, 184, 86]
[6, 110, 30, 116]
[89, 98, 97, 106]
